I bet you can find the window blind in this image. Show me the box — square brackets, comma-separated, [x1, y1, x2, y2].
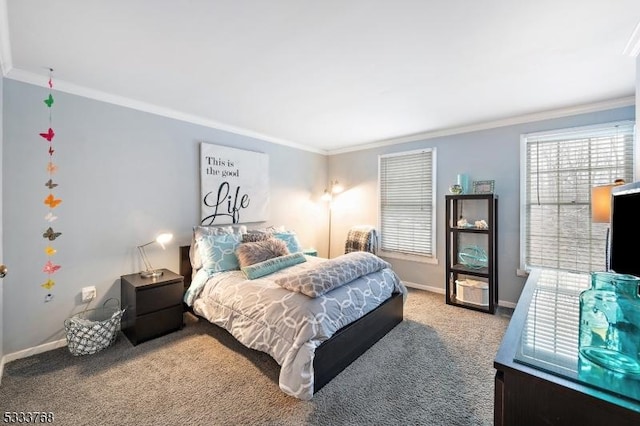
[522, 121, 635, 273]
[379, 149, 435, 257]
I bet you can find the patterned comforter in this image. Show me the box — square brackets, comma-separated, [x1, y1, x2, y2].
[190, 254, 406, 400]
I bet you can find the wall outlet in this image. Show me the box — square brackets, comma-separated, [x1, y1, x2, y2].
[81, 286, 96, 302]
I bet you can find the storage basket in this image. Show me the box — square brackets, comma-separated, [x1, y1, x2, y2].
[64, 298, 125, 356]
[455, 279, 489, 306]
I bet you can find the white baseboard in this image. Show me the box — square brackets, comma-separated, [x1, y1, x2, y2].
[404, 281, 444, 294]
[2, 339, 67, 365]
[403, 280, 516, 309]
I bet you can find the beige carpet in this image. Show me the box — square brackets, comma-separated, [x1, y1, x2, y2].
[0, 289, 512, 425]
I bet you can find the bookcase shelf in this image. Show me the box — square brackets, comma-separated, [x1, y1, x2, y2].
[445, 194, 498, 314]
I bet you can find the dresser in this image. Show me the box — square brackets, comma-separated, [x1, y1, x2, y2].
[494, 268, 640, 425]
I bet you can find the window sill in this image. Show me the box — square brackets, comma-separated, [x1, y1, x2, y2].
[379, 251, 438, 265]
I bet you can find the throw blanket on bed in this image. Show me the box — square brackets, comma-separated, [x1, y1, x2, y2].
[344, 225, 378, 254]
[275, 251, 390, 297]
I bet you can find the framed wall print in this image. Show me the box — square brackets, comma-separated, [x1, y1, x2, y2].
[473, 180, 495, 194]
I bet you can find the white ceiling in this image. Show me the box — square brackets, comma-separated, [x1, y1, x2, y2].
[1, 0, 640, 154]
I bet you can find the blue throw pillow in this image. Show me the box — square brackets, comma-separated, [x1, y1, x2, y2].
[196, 233, 241, 272]
[273, 231, 302, 253]
[242, 252, 307, 280]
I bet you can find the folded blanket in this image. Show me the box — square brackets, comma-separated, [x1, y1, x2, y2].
[274, 251, 390, 298]
[344, 225, 378, 254]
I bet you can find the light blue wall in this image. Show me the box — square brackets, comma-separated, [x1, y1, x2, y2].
[2, 79, 328, 354]
[328, 106, 636, 305]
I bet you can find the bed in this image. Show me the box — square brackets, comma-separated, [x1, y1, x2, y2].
[179, 228, 406, 400]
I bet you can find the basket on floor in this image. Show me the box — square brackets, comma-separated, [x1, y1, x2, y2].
[64, 298, 125, 356]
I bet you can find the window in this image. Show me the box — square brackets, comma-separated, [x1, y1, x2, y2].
[521, 121, 635, 273]
[379, 148, 436, 259]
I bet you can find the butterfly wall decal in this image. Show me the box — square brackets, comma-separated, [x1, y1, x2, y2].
[41, 279, 55, 290]
[44, 212, 58, 222]
[44, 194, 62, 208]
[44, 94, 54, 107]
[49, 146, 55, 156]
[45, 246, 57, 256]
[44, 293, 54, 303]
[43, 227, 62, 241]
[39, 128, 55, 142]
[45, 179, 58, 189]
[46, 162, 58, 174]
[43, 260, 61, 274]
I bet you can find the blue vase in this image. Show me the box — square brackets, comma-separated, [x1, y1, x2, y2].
[457, 174, 470, 194]
[579, 271, 640, 376]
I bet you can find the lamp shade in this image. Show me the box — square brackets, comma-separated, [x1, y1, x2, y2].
[591, 184, 613, 223]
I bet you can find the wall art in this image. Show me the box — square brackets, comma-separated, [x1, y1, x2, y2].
[200, 143, 269, 225]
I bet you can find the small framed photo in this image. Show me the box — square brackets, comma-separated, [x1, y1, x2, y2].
[473, 180, 495, 194]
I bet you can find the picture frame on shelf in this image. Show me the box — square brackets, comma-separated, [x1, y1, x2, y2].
[473, 180, 495, 194]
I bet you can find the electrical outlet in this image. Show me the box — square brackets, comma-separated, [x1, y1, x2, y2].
[81, 286, 96, 302]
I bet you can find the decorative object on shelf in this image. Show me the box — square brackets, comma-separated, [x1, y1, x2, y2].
[458, 245, 488, 269]
[40, 68, 62, 302]
[591, 179, 625, 271]
[579, 271, 640, 376]
[457, 173, 470, 194]
[455, 279, 489, 306]
[457, 217, 470, 227]
[321, 180, 344, 258]
[474, 219, 488, 229]
[473, 180, 494, 194]
[137, 233, 173, 278]
[449, 184, 463, 194]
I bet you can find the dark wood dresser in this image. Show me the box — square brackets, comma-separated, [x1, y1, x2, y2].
[121, 269, 184, 345]
[494, 268, 640, 425]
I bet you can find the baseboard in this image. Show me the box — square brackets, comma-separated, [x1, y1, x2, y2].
[2, 339, 67, 365]
[404, 281, 444, 294]
[0, 356, 5, 386]
[403, 280, 516, 309]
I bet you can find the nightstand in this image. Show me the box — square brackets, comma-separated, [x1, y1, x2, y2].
[303, 248, 318, 256]
[121, 269, 184, 345]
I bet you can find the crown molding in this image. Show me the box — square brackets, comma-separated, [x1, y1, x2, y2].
[0, 0, 12, 75]
[327, 96, 636, 155]
[623, 20, 640, 57]
[5, 67, 327, 155]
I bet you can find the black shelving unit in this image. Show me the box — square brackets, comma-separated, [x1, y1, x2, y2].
[445, 194, 498, 314]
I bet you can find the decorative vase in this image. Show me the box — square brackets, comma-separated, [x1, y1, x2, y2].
[457, 173, 470, 194]
[579, 271, 640, 376]
[449, 184, 463, 194]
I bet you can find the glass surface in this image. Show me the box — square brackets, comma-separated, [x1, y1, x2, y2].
[514, 269, 640, 404]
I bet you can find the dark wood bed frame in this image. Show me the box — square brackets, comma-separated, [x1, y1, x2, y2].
[179, 245, 404, 393]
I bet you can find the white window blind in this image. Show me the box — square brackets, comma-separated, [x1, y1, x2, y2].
[522, 121, 635, 273]
[379, 149, 435, 257]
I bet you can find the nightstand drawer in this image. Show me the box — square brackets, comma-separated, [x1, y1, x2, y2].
[128, 305, 183, 345]
[136, 281, 183, 315]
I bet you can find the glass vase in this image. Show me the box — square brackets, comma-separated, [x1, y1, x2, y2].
[579, 271, 640, 376]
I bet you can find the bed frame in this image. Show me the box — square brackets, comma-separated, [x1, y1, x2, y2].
[179, 245, 404, 393]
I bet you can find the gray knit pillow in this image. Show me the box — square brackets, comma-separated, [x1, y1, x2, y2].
[241, 232, 272, 243]
[235, 238, 290, 268]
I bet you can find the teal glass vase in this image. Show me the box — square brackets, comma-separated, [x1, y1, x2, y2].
[579, 271, 640, 376]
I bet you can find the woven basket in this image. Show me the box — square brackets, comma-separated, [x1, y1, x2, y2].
[64, 298, 125, 356]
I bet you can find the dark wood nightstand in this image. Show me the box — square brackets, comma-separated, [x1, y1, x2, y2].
[121, 269, 184, 345]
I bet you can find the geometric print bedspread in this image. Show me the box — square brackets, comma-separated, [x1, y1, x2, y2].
[192, 255, 407, 400]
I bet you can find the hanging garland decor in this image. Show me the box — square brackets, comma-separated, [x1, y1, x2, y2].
[40, 69, 62, 302]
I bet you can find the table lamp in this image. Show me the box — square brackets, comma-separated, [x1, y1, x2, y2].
[137, 233, 173, 278]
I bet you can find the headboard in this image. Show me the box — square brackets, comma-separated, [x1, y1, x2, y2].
[179, 245, 193, 289]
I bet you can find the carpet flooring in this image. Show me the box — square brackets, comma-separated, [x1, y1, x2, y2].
[0, 289, 512, 425]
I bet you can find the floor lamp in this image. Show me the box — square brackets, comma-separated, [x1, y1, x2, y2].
[321, 180, 343, 258]
[591, 179, 625, 271]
